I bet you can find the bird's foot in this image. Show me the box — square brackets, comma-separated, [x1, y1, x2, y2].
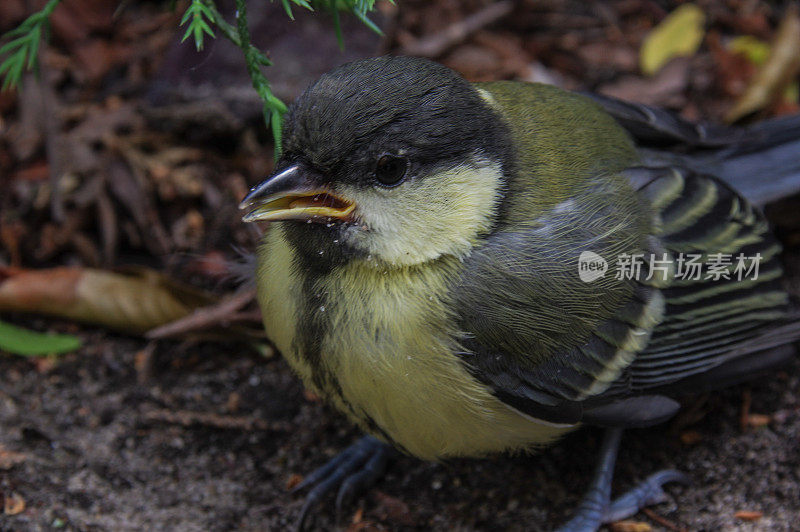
[556, 429, 688, 532]
[556, 469, 688, 532]
[292, 435, 394, 531]
[603, 469, 689, 523]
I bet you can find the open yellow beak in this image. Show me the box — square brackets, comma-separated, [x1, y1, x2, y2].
[239, 165, 355, 223]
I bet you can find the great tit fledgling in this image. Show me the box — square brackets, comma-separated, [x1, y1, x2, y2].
[240, 56, 800, 530]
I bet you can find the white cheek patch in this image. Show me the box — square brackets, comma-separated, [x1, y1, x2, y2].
[338, 157, 504, 266]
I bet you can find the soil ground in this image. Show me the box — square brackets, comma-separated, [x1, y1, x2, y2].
[1, 332, 798, 531]
[2, 1, 800, 530]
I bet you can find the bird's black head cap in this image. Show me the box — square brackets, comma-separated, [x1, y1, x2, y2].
[281, 55, 513, 186]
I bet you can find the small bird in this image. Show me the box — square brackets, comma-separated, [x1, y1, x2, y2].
[240, 55, 800, 530]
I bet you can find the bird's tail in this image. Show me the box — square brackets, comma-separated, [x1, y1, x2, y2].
[585, 92, 800, 206]
[697, 113, 800, 206]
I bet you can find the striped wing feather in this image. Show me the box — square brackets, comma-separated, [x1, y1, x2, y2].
[602, 166, 795, 399]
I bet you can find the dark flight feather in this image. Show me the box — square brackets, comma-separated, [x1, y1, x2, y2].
[585, 93, 800, 206]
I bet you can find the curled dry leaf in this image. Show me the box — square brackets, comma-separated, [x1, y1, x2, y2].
[726, 5, 800, 123]
[0, 266, 214, 334]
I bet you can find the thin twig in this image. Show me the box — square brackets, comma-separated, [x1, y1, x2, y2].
[399, 0, 514, 58]
[740, 388, 752, 432]
[642, 508, 688, 532]
[145, 287, 256, 339]
[141, 407, 292, 432]
[33, 45, 66, 222]
[227, 309, 265, 323]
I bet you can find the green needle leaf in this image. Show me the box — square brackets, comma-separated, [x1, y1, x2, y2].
[180, 0, 217, 51]
[331, 0, 344, 50]
[0, 0, 61, 91]
[281, 0, 295, 19]
[2, 0, 387, 149]
[0, 36, 29, 57]
[270, 108, 283, 156]
[353, 9, 383, 35]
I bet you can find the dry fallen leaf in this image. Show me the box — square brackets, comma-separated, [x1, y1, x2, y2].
[744, 413, 772, 428]
[286, 474, 303, 491]
[0, 266, 214, 334]
[640, 4, 706, 76]
[2, 492, 26, 515]
[133, 343, 156, 384]
[726, 5, 800, 122]
[372, 491, 413, 526]
[680, 430, 703, 445]
[728, 35, 771, 65]
[735, 510, 764, 521]
[0, 446, 27, 470]
[708, 30, 758, 99]
[225, 392, 241, 414]
[346, 520, 381, 532]
[600, 57, 691, 107]
[610, 520, 652, 532]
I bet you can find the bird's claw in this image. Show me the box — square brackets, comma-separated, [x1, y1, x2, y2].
[604, 469, 690, 523]
[292, 435, 393, 531]
[557, 429, 689, 532]
[557, 468, 689, 532]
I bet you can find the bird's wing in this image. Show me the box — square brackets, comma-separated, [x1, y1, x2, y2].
[601, 165, 797, 400]
[453, 170, 667, 425]
[453, 164, 797, 427]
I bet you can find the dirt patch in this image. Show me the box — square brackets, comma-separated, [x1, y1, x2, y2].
[1, 333, 797, 531]
[2, 1, 799, 530]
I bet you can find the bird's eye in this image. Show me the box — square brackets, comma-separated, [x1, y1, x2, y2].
[374, 154, 408, 187]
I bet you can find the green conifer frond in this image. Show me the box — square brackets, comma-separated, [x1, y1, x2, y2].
[1, 0, 390, 155]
